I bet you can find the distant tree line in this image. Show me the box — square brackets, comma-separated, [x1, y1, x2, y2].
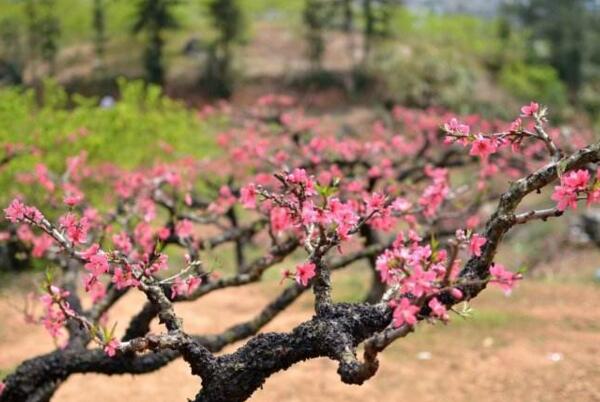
[0, 0, 245, 96]
[3, 0, 600, 105]
[503, 0, 600, 105]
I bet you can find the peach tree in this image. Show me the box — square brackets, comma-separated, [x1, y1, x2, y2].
[0, 98, 597, 402]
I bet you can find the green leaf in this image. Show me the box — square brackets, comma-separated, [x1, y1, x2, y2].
[556, 159, 569, 178]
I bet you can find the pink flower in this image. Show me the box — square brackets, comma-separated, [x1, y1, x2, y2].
[175, 219, 194, 239]
[63, 183, 84, 207]
[171, 276, 203, 298]
[58, 213, 90, 244]
[41, 307, 66, 339]
[88, 281, 106, 303]
[146, 254, 169, 275]
[509, 118, 522, 132]
[137, 198, 156, 222]
[469, 234, 487, 257]
[392, 298, 420, 327]
[3, 199, 42, 224]
[4, 198, 27, 223]
[563, 169, 590, 190]
[186, 276, 202, 294]
[587, 188, 600, 206]
[208, 185, 237, 214]
[112, 232, 133, 255]
[375, 249, 398, 285]
[444, 118, 470, 135]
[112, 267, 140, 289]
[301, 201, 318, 225]
[365, 192, 386, 215]
[428, 297, 449, 320]
[295, 262, 316, 286]
[84, 208, 100, 224]
[391, 197, 412, 213]
[170, 277, 187, 298]
[104, 338, 120, 357]
[520, 101, 539, 117]
[285, 168, 316, 195]
[35, 164, 55, 192]
[401, 266, 436, 298]
[17, 225, 34, 242]
[551, 170, 590, 211]
[551, 186, 578, 211]
[81, 243, 101, 260]
[419, 167, 449, 218]
[85, 253, 109, 277]
[489, 263, 518, 295]
[158, 227, 171, 240]
[32, 234, 54, 258]
[326, 198, 359, 239]
[185, 193, 193, 206]
[0, 381, 5, 395]
[450, 288, 463, 300]
[240, 183, 257, 208]
[469, 135, 498, 159]
[466, 215, 480, 229]
[270, 207, 293, 234]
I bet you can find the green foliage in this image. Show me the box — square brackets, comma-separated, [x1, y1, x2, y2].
[0, 79, 217, 203]
[507, 0, 595, 94]
[370, 42, 480, 113]
[499, 62, 568, 110]
[389, 8, 510, 63]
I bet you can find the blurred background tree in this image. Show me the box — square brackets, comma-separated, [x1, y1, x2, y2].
[201, 0, 244, 98]
[92, 0, 107, 67]
[24, 0, 61, 81]
[132, 0, 180, 84]
[0, 18, 24, 85]
[302, 0, 329, 71]
[0, 0, 599, 122]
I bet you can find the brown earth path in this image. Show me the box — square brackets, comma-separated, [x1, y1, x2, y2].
[1, 251, 600, 402]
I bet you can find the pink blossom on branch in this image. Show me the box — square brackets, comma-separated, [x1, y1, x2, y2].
[58, 213, 90, 244]
[295, 262, 316, 286]
[392, 298, 419, 327]
[469, 234, 487, 257]
[175, 219, 194, 239]
[489, 263, 519, 295]
[104, 338, 120, 357]
[170, 276, 202, 298]
[444, 118, 470, 136]
[551, 169, 591, 211]
[240, 183, 257, 208]
[428, 297, 449, 320]
[4, 198, 44, 224]
[469, 135, 498, 160]
[520, 101, 540, 117]
[4, 198, 27, 223]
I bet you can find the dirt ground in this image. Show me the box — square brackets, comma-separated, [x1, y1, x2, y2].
[1, 249, 600, 402]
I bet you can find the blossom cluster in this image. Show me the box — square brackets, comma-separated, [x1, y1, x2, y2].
[378, 229, 520, 328]
[551, 169, 600, 211]
[0, 98, 591, 361]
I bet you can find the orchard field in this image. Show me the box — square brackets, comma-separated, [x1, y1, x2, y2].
[1, 1, 600, 402]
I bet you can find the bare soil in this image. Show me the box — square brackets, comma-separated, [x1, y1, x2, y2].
[1, 249, 600, 402]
